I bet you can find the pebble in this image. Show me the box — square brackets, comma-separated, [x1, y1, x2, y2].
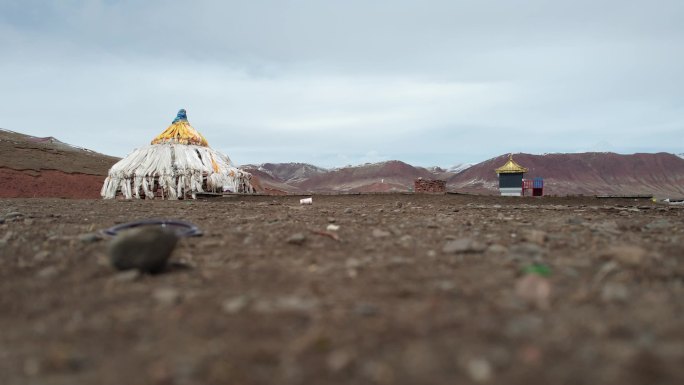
[78, 233, 102, 244]
[326, 224, 340, 231]
[466, 358, 493, 383]
[36, 266, 59, 279]
[567, 217, 584, 225]
[344, 208, 353, 214]
[644, 219, 672, 231]
[34, 250, 50, 262]
[327, 349, 354, 372]
[600, 246, 647, 266]
[354, 303, 379, 316]
[487, 244, 508, 254]
[601, 282, 629, 302]
[111, 270, 141, 283]
[108, 227, 179, 273]
[505, 315, 544, 338]
[398, 234, 414, 248]
[442, 238, 486, 254]
[507, 243, 544, 262]
[153, 288, 182, 306]
[521, 229, 547, 245]
[253, 296, 318, 313]
[4, 212, 23, 220]
[515, 274, 551, 309]
[286, 233, 307, 245]
[222, 296, 249, 314]
[372, 229, 391, 238]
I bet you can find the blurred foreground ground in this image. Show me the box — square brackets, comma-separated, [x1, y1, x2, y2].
[1, 194, 683, 385]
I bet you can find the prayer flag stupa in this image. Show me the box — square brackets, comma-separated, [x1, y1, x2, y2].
[101, 109, 255, 200]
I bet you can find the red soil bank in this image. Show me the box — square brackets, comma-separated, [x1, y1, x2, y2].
[0, 168, 104, 199]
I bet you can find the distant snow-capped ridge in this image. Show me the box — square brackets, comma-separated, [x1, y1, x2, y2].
[678, 153, 684, 160]
[447, 163, 473, 173]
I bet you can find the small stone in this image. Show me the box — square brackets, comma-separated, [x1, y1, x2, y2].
[505, 315, 544, 338]
[327, 349, 353, 372]
[372, 229, 391, 238]
[521, 229, 547, 245]
[346, 257, 362, 269]
[24, 218, 34, 225]
[515, 274, 551, 309]
[442, 238, 486, 254]
[567, 217, 584, 225]
[111, 270, 141, 282]
[23, 358, 40, 376]
[398, 234, 414, 248]
[78, 233, 102, 244]
[507, 243, 544, 262]
[153, 288, 181, 306]
[601, 282, 629, 302]
[466, 358, 492, 383]
[644, 219, 672, 231]
[327, 217, 336, 223]
[37, 266, 59, 279]
[600, 246, 647, 266]
[326, 224, 340, 231]
[254, 296, 317, 313]
[395, 201, 403, 208]
[34, 250, 50, 262]
[487, 244, 508, 254]
[4, 212, 23, 220]
[344, 208, 353, 214]
[108, 226, 179, 273]
[222, 296, 249, 314]
[354, 303, 379, 316]
[286, 233, 307, 245]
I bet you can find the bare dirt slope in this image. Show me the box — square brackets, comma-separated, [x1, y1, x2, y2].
[0, 129, 119, 198]
[1, 194, 682, 385]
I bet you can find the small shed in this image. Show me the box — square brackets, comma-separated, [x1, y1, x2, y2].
[495, 154, 528, 196]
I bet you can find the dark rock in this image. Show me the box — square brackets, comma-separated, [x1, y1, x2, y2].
[108, 226, 179, 273]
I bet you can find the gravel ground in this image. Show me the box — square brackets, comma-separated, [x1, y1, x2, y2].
[1, 194, 683, 385]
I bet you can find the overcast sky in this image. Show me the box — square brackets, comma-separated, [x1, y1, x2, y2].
[1, 0, 682, 167]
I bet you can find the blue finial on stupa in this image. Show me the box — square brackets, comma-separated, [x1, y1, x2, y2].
[172, 109, 188, 123]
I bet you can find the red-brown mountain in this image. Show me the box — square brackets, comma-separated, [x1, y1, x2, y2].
[449, 152, 684, 198]
[295, 161, 436, 192]
[0, 129, 119, 198]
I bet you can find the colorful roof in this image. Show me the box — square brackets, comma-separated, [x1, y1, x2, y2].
[495, 154, 528, 174]
[151, 109, 209, 146]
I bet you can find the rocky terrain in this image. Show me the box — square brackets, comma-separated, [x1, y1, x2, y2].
[1, 194, 683, 385]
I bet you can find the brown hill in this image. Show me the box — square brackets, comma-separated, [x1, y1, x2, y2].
[449, 152, 684, 198]
[294, 160, 435, 192]
[0, 129, 119, 198]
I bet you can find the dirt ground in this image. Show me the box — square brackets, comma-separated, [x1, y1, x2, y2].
[1, 194, 683, 385]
